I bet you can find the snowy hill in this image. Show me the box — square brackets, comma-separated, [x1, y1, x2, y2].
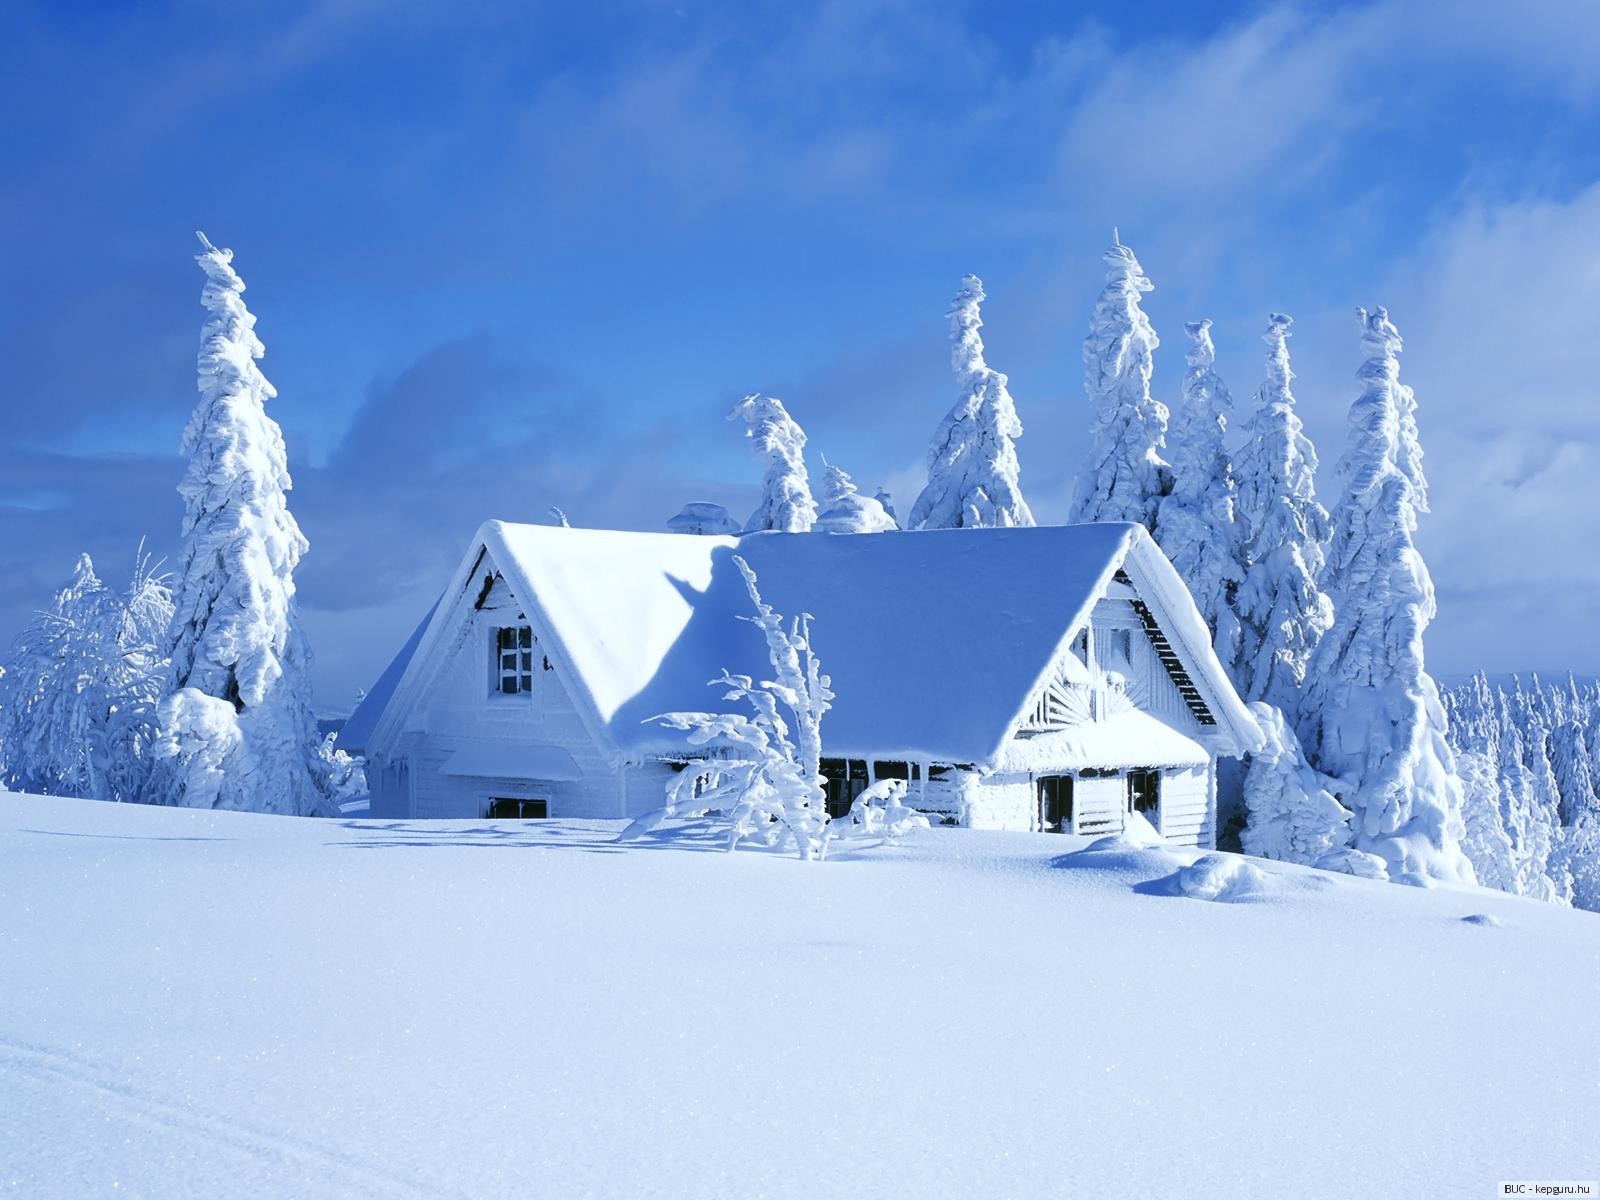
[2, 793, 1596, 1199]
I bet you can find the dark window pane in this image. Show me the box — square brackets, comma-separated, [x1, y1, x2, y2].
[1128, 769, 1159, 815]
[501, 676, 518, 694]
[522, 652, 533, 671]
[520, 627, 533, 648]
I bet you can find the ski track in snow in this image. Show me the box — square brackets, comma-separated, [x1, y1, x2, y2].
[0, 1035, 460, 1200]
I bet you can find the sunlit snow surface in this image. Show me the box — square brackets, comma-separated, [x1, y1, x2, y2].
[2, 792, 1596, 1198]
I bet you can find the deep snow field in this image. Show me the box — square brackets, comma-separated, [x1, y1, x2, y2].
[2, 792, 1596, 1199]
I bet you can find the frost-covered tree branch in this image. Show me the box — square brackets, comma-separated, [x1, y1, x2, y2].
[632, 555, 834, 859]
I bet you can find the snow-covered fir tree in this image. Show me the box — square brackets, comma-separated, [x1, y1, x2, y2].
[907, 274, 1033, 529]
[1548, 710, 1597, 828]
[1298, 307, 1472, 884]
[636, 556, 834, 859]
[873, 487, 898, 526]
[1240, 702, 1351, 867]
[1445, 675, 1522, 895]
[815, 457, 897, 533]
[1156, 319, 1243, 666]
[156, 233, 340, 817]
[1067, 232, 1171, 528]
[1233, 313, 1333, 712]
[1504, 683, 1571, 901]
[728, 394, 817, 533]
[0, 549, 172, 804]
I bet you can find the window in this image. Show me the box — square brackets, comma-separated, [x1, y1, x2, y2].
[1038, 775, 1073, 833]
[1103, 627, 1133, 668]
[1126, 769, 1160, 818]
[495, 625, 535, 695]
[486, 797, 547, 820]
[819, 758, 869, 819]
[869, 761, 921, 782]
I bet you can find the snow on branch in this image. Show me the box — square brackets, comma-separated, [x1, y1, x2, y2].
[631, 555, 835, 859]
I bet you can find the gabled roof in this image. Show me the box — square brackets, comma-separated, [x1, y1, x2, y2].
[340, 601, 436, 756]
[354, 521, 1260, 769]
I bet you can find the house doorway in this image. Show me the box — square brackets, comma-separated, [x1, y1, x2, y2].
[1126, 769, 1159, 827]
[1038, 775, 1074, 833]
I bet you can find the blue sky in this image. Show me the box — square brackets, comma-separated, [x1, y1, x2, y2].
[5, 0, 1600, 708]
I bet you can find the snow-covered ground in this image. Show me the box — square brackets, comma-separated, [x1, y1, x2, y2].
[2, 793, 1596, 1199]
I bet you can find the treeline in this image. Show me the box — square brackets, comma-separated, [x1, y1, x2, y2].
[1442, 674, 1600, 908]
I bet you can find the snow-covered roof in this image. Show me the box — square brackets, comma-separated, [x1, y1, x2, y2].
[362, 521, 1259, 769]
[339, 601, 436, 756]
[995, 710, 1210, 773]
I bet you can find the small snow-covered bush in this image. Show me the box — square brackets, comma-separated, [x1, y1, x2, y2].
[835, 779, 930, 841]
[815, 459, 897, 534]
[1174, 854, 1271, 903]
[1314, 847, 1389, 880]
[0, 549, 172, 803]
[635, 556, 834, 860]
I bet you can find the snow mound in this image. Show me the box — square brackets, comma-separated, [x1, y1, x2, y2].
[1172, 853, 1272, 903]
[1460, 912, 1501, 927]
[1315, 846, 1390, 880]
[1086, 808, 1165, 851]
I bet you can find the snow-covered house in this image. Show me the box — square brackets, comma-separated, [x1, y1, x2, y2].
[341, 521, 1260, 846]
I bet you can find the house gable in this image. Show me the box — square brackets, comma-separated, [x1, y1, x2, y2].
[1002, 530, 1257, 762]
[362, 538, 622, 773]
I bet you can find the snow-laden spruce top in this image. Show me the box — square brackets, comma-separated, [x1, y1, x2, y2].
[728, 393, 817, 533]
[814, 459, 897, 533]
[1298, 306, 1470, 884]
[1233, 312, 1332, 712]
[908, 274, 1033, 529]
[1155, 319, 1242, 666]
[167, 232, 311, 709]
[1068, 233, 1171, 526]
[354, 521, 1258, 766]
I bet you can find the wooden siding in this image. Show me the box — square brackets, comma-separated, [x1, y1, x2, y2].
[962, 772, 1035, 831]
[1159, 763, 1214, 849]
[1089, 598, 1209, 737]
[1074, 776, 1125, 836]
[391, 576, 623, 819]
